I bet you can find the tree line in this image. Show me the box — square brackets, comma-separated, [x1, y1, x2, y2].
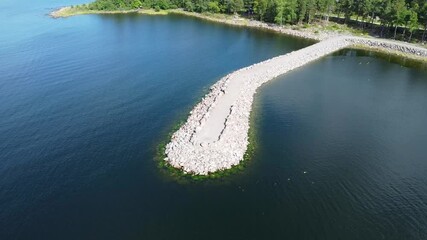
[81, 0, 427, 41]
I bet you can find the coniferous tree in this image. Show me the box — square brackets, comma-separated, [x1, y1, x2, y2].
[297, 0, 307, 23]
[254, 0, 268, 20]
[391, 0, 407, 38]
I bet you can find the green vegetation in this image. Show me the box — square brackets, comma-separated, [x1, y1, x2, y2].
[63, 0, 427, 42]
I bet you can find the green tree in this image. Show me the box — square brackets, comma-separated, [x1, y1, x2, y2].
[184, 0, 195, 11]
[244, 0, 256, 15]
[283, 0, 298, 23]
[368, 0, 381, 24]
[318, 0, 335, 21]
[132, 0, 142, 8]
[306, 0, 317, 23]
[407, 8, 418, 41]
[419, 1, 427, 42]
[193, 0, 208, 12]
[359, 0, 373, 22]
[337, 0, 355, 22]
[275, 0, 284, 24]
[254, 0, 268, 20]
[226, 0, 244, 13]
[264, 0, 278, 22]
[391, 0, 407, 38]
[208, 1, 221, 12]
[297, 0, 307, 23]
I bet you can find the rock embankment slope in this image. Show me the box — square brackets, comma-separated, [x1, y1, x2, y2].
[165, 36, 427, 175]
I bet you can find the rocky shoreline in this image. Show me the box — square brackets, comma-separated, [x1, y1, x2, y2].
[51, 7, 426, 58]
[165, 36, 426, 175]
[50, 6, 427, 175]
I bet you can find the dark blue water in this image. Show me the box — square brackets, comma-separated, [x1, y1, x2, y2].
[252, 50, 427, 239]
[1, 0, 427, 239]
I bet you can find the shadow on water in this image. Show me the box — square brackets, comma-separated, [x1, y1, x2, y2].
[336, 48, 427, 71]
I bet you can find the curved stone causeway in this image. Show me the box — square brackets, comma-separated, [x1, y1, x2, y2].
[164, 36, 427, 175]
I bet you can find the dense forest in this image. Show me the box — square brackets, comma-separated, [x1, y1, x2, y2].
[78, 0, 427, 41]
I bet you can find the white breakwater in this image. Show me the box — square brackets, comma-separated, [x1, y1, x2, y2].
[164, 36, 427, 175]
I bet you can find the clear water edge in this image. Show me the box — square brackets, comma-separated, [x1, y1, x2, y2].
[155, 47, 427, 181]
[1, 1, 427, 239]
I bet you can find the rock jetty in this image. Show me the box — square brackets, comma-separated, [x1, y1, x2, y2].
[164, 36, 427, 175]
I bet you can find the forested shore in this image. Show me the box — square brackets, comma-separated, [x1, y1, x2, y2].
[62, 0, 427, 42]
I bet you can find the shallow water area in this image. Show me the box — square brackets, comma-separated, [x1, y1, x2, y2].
[1, 0, 427, 239]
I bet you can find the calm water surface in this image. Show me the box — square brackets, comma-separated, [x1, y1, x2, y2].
[1, 0, 427, 239]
